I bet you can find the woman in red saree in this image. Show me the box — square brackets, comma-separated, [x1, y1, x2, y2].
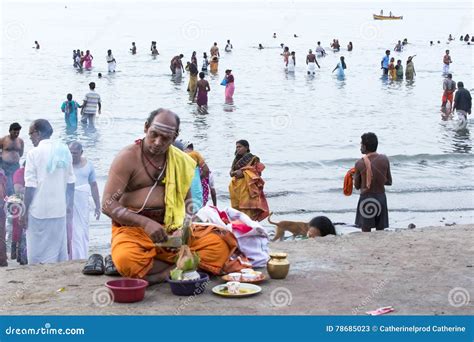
[228, 140, 269, 222]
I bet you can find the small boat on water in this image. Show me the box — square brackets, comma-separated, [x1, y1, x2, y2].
[373, 14, 403, 20]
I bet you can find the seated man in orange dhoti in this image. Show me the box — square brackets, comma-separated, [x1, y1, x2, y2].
[229, 140, 269, 222]
[103, 109, 244, 283]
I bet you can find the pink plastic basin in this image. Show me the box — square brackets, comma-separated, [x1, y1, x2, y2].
[105, 278, 148, 303]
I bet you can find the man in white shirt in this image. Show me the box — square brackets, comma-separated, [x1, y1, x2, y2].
[106, 49, 116, 73]
[23, 119, 75, 264]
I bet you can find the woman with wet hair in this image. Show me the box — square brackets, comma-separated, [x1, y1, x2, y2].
[307, 216, 336, 238]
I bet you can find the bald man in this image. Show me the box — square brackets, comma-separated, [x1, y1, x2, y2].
[24, 119, 75, 264]
[306, 49, 320, 75]
[100, 109, 243, 283]
[68, 141, 101, 260]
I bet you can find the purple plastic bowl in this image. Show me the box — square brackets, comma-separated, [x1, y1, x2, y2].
[167, 272, 210, 296]
[105, 278, 148, 303]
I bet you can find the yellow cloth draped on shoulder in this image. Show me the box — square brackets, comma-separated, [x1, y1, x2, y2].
[111, 146, 253, 279]
[164, 145, 196, 232]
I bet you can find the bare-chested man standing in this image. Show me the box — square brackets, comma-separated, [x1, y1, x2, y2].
[102, 109, 240, 283]
[306, 49, 320, 75]
[0, 123, 24, 195]
[210, 42, 220, 58]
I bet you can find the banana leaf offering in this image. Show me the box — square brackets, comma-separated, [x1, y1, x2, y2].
[169, 217, 201, 281]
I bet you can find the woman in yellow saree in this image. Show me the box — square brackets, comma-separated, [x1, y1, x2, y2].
[229, 140, 269, 221]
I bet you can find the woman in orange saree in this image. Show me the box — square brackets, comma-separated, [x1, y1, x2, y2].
[228, 140, 269, 222]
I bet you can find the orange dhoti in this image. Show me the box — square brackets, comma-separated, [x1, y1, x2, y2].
[111, 222, 240, 278]
[442, 91, 454, 107]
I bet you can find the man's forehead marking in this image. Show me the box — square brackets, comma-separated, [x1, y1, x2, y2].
[151, 122, 176, 133]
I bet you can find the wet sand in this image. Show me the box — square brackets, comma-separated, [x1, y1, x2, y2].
[1, 225, 472, 315]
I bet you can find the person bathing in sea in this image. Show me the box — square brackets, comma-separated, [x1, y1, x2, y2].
[443, 50, 452, 75]
[388, 57, 396, 79]
[381, 50, 390, 76]
[306, 49, 320, 75]
[332, 56, 346, 78]
[441, 73, 456, 116]
[106, 49, 116, 73]
[286, 51, 296, 73]
[170, 54, 184, 76]
[83, 50, 93, 70]
[452, 82, 472, 129]
[395, 59, 403, 80]
[225, 40, 233, 52]
[316, 41, 326, 57]
[394, 40, 402, 52]
[151, 44, 159, 58]
[281, 46, 290, 69]
[405, 56, 416, 80]
[201, 52, 209, 72]
[196, 72, 210, 111]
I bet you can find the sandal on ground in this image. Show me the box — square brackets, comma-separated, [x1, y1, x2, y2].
[82, 254, 105, 275]
[104, 255, 120, 276]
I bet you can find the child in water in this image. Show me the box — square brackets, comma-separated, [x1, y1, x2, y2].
[395, 59, 403, 80]
[388, 57, 396, 79]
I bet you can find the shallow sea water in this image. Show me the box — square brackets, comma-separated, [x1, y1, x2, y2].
[1, 1, 473, 252]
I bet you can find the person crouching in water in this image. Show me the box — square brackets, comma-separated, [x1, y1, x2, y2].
[307, 216, 336, 238]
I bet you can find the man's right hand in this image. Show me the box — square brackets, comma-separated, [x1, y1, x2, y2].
[143, 221, 168, 243]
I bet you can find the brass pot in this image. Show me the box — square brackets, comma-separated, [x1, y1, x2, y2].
[267, 252, 290, 279]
